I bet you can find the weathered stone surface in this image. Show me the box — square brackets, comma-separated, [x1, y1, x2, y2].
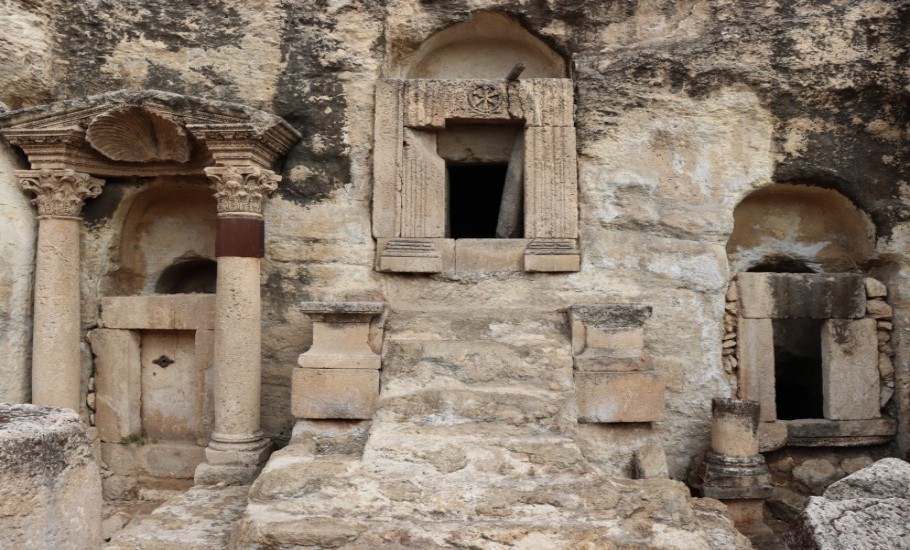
[821, 318, 880, 420]
[576, 371, 665, 423]
[106, 485, 249, 550]
[824, 458, 910, 501]
[0, 404, 101, 549]
[292, 368, 379, 420]
[737, 273, 865, 319]
[796, 497, 910, 550]
[100, 295, 215, 330]
[792, 458, 839, 490]
[786, 418, 897, 447]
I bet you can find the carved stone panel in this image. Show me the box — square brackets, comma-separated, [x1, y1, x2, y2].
[400, 129, 446, 238]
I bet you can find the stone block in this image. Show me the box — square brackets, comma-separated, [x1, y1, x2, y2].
[377, 238, 453, 274]
[864, 277, 887, 298]
[786, 418, 897, 447]
[737, 273, 865, 319]
[299, 322, 380, 370]
[455, 238, 526, 272]
[866, 299, 893, 320]
[292, 368, 379, 420]
[736, 317, 776, 421]
[99, 294, 215, 330]
[90, 329, 141, 443]
[0, 404, 101, 548]
[372, 79, 403, 238]
[758, 421, 788, 452]
[796, 497, 910, 550]
[575, 371, 664, 423]
[524, 252, 580, 272]
[821, 318, 879, 420]
[584, 326, 644, 359]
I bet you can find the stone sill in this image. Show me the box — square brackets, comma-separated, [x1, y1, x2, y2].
[784, 418, 897, 447]
[376, 237, 580, 274]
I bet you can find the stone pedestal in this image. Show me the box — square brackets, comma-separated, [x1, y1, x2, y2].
[702, 398, 773, 536]
[16, 169, 103, 411]
[293, 302, 386, 424]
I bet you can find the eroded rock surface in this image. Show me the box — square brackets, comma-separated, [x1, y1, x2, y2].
[0, 403, 102, 549]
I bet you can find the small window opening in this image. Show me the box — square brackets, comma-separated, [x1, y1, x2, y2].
[155, 258, 217, 294]
[773, 318, 824, 420]
[448, 163, 509, 239]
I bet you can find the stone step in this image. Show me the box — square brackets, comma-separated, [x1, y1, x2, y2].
[381, 338, 573, 391]
[374, 387, 575, 433]
[105, 485, 249, 550]
[236, 448, 750, 549]
[386, 309, 569, 342]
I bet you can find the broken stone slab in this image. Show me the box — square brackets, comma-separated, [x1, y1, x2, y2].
[0, 404, 102, 549]
[821, 318, 880, 420]
[823, 458, 910, 501]
[736, 273, 865, 319]
[794, 497, 910, 550]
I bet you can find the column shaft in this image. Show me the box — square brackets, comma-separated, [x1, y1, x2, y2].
[32, 218, 82, 410]
[210, 256, 264, 447]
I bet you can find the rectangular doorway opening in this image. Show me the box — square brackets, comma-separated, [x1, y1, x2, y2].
[773, 318, 824, 420]
[448, 163, 509, 239]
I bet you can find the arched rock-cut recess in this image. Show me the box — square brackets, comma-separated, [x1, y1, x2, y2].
[727, 184, 875, 274]
[400, 12, 566, 79]
[107, 181, 217, 296]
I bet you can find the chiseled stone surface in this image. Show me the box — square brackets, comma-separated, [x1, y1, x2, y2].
[0, 404, 101, 549]
[106, 485, 250, 550]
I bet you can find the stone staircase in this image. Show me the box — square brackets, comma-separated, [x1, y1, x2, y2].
[232, 308, 751, 548]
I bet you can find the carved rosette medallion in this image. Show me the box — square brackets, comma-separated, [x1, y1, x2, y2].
[468, 84, 503, 113]
[205, 165, 281, 216]
[15, 169, 104, 218]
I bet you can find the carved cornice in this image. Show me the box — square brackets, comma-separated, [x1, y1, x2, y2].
[0, 90, 302, 177]
[205, 165, 281, 216]
[15, 169, 104, 218]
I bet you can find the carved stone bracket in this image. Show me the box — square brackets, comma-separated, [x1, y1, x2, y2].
[15, 168, 104, 218]
[204, 165, 281, 217]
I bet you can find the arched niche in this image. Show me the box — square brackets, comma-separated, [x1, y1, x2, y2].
[727, 184, 875, 274]
[107, 180, 217, 296]
[726, 183, 893, 448]
[401, 12, 566, 79]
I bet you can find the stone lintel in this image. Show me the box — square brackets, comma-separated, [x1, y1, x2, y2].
[737, 273, 865, 319]
[99, 295, 215, 330]
[378, 238, 452, 273]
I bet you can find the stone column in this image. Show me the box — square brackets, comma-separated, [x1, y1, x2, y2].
[702, 398, 773, 539]
[196, 165, 280, 484]
[15, 169, 103, 411]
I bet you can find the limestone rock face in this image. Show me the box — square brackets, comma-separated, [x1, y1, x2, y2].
[0, 404, 102, 548]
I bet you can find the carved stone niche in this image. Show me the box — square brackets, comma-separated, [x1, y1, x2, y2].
[89, 295, 215, 493]
[733, 273, 897, 449]
[373, 78, 579, 274]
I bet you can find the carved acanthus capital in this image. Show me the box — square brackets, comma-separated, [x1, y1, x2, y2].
[204, 165, 281, 216]
[15, 168, 104, 218]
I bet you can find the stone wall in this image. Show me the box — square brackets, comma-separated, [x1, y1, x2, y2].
[0, 0, 907, 479]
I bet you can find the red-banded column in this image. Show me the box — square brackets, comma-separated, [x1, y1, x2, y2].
[197, 165, 280, 483]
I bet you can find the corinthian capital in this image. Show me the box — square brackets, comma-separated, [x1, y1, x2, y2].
[204, 165, 281, 216]
[15, 169, 104, 218]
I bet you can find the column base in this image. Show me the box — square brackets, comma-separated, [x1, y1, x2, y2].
[194, 438, 272, 486]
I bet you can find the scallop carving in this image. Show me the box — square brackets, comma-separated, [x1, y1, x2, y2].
[86, 108, 190, 163]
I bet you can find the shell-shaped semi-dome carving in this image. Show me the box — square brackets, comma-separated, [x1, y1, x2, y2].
[86, 107, 191, 163]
